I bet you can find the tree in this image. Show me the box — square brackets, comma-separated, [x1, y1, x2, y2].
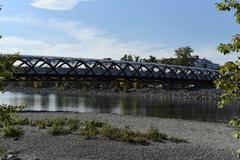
[120, 54, 143, 62]
[143, 55, 159, 63]
[174, 46, 194, 66]
[0, 54, 19, 91]
[215, 0, 240, 158]
[159, 58, 176, 65]
[133, 55, 142, 62]
[0, 6, 22, 158]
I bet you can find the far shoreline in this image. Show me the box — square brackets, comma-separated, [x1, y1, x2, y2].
[5, 86, 222, 101]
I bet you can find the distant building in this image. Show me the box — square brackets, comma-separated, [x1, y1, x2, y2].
[192, 55, 219, 70]
[159, 55, 220, 70]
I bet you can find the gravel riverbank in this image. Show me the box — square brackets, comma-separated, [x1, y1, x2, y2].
[0, 112, 239, 160]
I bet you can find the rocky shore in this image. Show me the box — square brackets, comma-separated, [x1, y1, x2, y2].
[5, 86, 222, 101]
[0, 112, 239, 160]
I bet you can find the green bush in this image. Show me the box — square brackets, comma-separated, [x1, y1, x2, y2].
[145, 127, 168, 142]
[48, 125, 71, 136]
[0, 104, 24, 127]
[2, 125, 23, 137]
[0, 146, 6, 158]
[67, 118, 81, 131]
[168, 136, 187, 143]
[51, 118, 67, 126]
[99, 125, 121, 140]
[85, 120, 105, 128]
[34, 119, 53, 129]
[80, 124, 99, 138]
[13, 117, 31, 126]
[120, 127, 138, 141]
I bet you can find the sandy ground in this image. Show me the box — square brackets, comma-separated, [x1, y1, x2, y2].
[0, 112, 239, 160]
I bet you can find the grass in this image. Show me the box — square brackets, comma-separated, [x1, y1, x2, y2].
[33, 118, 82, 135]
[79, 124, 99, 138]
[168, 136, 188, 143]
[32, 118, 81, 129]
[13, 117, 31, 126]
[33, 119, 53, 129]
[145, 127, 168, 142]
[48, 125, 71, 136]
[0, 116, 187, 145]
[99, 125, 121, 140]
[0, 146, 6, 158]
[67, 118, 81, 131]
[85, 120, 105, 128]
[1, 125, 23, 137]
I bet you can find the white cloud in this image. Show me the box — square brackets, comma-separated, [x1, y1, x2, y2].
[0, 15, 173, 60]
[31, 0, 96, 10]
[0, 14, 234, 64]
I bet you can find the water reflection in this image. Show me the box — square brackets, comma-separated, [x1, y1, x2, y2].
[0, 91, 239, 122]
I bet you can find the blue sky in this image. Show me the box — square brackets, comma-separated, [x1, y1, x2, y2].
[0, 0, 239, 64]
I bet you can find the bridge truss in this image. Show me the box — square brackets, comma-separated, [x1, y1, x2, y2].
[11, 55, 221, 85]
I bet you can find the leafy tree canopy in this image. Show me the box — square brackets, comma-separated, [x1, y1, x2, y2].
[174, 46, 193, 59]
[174, 46, 194, 66]
[215, 0, 240, 107]
[215, 0, 240, 158]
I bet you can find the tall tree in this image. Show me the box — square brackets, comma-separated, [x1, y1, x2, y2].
[215, 0, 240, 158]
[174, 46, 194, 66]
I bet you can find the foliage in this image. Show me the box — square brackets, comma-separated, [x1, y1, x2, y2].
[0, 104, 24, 127]
[33, 119, 53, 129]
[85, 120, 105, 128]
[80, 123, 99, 138]
[2, 125, 23, 137]
[215, 0, 240, 108]
[174, 46, 194, 66]
[145, 127, 168, 142]
[120, 48, 196, 67]
[7, 116, 187, 145]
[67, 118, 81, 131]
[159, 57, 176, 65]
[174, 46, 193, 59]
[168, 136, 188, 143]
[215, 0, 240, 158]
[0, 54, 19, 91]
[45, 118, 76, 135]
[13, 117, 31, 126]
[0, 146, 6, 158]
[215, 61, 240, 107]
[33, 118, 81, 131]
[99, 125, 121, 140]
[120, 54, 142, 62]
[143, 55, 159, 63]
[48, 125, 71, 135]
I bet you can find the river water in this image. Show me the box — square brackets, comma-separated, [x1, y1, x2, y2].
[0, 91, 239, 123]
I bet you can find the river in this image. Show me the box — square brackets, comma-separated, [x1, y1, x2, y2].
[0, 91, 239, 123]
